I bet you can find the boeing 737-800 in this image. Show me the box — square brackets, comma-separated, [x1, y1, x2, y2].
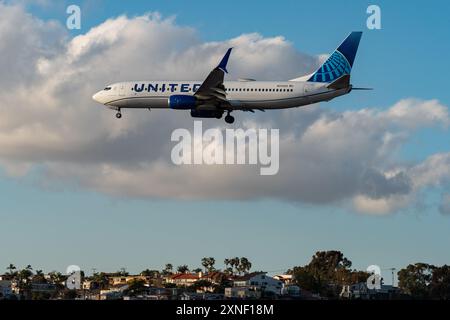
[92, 32, 366, 124]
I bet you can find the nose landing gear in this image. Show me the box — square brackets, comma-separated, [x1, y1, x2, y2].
[224, 112, 235, 124]
[115, 109, 122, 119]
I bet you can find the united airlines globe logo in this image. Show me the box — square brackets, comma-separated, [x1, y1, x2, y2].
[309, 50, 351, 83]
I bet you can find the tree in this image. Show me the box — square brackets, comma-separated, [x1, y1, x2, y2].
[290, 265, 321, 293]
[290, 250, 354, 298]
[6, 264, 17, 277]
[192, 268, 203, 274]
[239, 257, 252, 275]
[177, 265, 190, 274]
[398, 263, 435, 299]
[118, 268, 128, 276]
[191, 280, 214, 292]
[201, 257, 216, 273]
[125, 279, 147, 296]
[223, 257, 252, 275]
[32, 270, 47, 283]
[48, 271, 67, 289]
[18, 267, 34, 283]
[430, 265, 450, 300]
[231, 257, 240, 275]
[91, 272, 110, 290]
[163, 264, 174, 276]
[6, 263, 17, 279]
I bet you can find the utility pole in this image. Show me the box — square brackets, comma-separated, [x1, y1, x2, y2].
[386, 268, 396, 286]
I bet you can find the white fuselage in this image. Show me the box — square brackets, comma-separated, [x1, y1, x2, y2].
[92, 80, 351, 111]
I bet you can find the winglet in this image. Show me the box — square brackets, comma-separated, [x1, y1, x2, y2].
[218, 48, 233, 73]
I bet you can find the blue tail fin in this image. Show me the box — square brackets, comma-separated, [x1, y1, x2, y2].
[308, 32, 362, 83]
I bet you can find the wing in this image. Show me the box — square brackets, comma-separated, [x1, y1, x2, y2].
[194, 48, 232, 108]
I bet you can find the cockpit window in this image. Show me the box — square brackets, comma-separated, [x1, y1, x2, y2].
[104, 87, 112, 91]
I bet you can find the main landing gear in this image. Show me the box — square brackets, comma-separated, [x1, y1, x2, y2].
[115, 109, 122, 119]
[225, 111, 235, 124]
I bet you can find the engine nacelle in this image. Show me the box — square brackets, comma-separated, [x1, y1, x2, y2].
[190, 109, 223, 119]
[168, 95, 197, 110]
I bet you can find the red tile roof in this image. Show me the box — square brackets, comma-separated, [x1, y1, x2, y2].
[169, 273, 199, 280]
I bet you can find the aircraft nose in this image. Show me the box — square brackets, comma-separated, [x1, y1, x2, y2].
[92, 91, 101, 103]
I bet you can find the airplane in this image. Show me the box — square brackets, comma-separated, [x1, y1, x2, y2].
[92, 32, 368, 124]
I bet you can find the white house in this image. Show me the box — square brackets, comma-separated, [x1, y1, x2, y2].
[232, 272, 283, 295]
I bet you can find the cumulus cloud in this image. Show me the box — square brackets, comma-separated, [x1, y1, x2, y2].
[0, 3, 449, 215]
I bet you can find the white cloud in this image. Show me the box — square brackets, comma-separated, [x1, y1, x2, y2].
[384, 99, 450, 129]
[0, 4, 449, 215]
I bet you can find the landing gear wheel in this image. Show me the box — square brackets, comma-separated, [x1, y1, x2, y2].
[225, 114, 235, 124]
[116, 112, 122, 119]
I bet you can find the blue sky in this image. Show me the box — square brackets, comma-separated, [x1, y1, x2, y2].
[0, 0, 449, 284]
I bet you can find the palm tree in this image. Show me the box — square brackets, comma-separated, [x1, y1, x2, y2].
[240, 257, 252, 274]
[177, 265, 189, 274]
[118, 267, 128, 276]
[201, 257, 216, 273]
[32, 270, 46, 283]
[163, 264, 173, 275]
[7, 264, 16, 276]
[208, 257, 216, 272]
[224, 258, 233, 275]
[47, 271, 67, 291]
[231, 257, 240, 275]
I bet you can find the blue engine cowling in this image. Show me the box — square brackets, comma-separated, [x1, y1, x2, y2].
[190, 110, 223, 119]
[168, 95, 197, 110]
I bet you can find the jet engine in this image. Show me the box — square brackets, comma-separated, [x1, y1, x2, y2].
[168, 95, 197, 109]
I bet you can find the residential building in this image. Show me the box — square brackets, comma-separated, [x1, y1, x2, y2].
[274, 274, 294, 285]
[340, 282, 401, 300]
[109, 275, 152, 286]
[281, 285, 301, 297]
[100, 285, 129, 300]
[225, 287, 261, 299]
[233, 272, 283, 295]
[0, 280, 13, 298]
[200, 271, 229, 285]
[166, 273, 199, 287]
